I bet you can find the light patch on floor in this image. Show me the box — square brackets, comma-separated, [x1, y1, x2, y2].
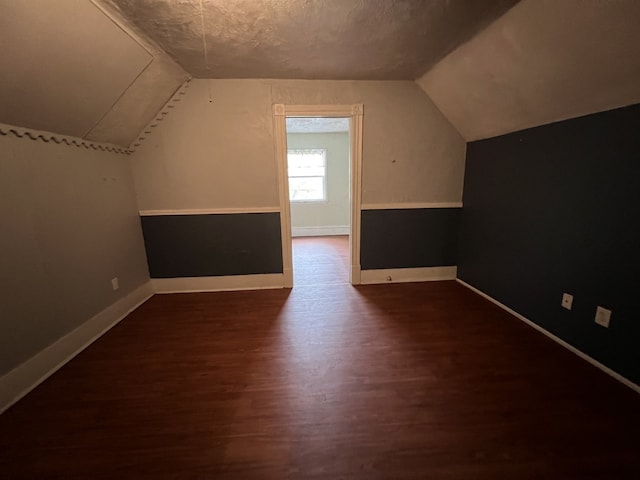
[292, 235, 349, 286]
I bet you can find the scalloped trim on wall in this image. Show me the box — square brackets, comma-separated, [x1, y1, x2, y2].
[129, 78, 192, 150]
[0, 123, 131, 155]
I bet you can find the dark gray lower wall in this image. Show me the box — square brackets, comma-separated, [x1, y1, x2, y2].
[458, 103, 640, 385]
[140, 213, 283, 278]
[360, 208, 459, 270]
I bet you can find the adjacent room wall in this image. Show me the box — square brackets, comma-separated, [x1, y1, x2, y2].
[287, 132, 350, 236]
[417, 0, 640, 141]
[0, 134, 150, 376]
[132, 79, 466, 279]
[132, 79, 465, 209]
[457, 103, 640, 385]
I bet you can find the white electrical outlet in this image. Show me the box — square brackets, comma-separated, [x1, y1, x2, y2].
[561, 293, 573, 310]
[111, 277, 119, 291]
[595, 306, 611, 328]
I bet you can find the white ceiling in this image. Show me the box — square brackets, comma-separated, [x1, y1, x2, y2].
[286, 117, 349, 133]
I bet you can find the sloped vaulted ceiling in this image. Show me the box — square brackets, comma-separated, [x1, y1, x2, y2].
[0, 0, 189, 148]
[1, 0, 519, 148]
[417, 0, 640, 141]
[10, 0, 638, 148]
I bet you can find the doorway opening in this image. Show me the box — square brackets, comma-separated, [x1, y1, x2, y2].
[286, 118, 350, 285]
[272, 104, 364, 288]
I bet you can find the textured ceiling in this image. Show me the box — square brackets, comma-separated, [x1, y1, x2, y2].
[103, 0, 518, 80]
[286, 117, 349, 133]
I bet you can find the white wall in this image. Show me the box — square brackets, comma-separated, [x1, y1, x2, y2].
[131, 79, 466, 211]
[0, 134, 149, 375]
[287, 132, 350, 236]
[417, 0, 640, 141]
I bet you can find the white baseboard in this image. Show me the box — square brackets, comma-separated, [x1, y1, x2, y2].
[360, 266, 457, 285]
[151, 273, 286, 293]
[0, 282, 154, 414]
[456, 278, 640, 395]
[350, 264, 362, 285]
[283, 268, 294, 288]
[291, 225, 350, 237]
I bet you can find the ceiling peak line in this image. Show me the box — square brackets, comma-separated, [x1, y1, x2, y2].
[199, 0, 209, 72]
[198, 1, 214, 102]
[0, 123, 132, 155]
[129, 79, 193, 150]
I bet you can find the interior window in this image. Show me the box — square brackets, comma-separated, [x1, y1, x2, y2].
[287, 148, 327, 202]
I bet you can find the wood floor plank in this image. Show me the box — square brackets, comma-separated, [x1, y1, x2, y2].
[1, 238, 638, 478]
[293, 235, 349, 285]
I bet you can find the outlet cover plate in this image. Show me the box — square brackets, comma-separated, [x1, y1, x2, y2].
[561, 293, 573, 310]
[595, 306, 611, 328]
[111, 277, 119, 291]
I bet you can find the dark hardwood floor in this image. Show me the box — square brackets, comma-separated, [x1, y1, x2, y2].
[1, 237, 638, 478]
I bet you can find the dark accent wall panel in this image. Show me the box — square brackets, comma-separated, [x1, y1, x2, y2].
[360, 208, 459, 270]
[140, 213, 283, 278]
[458, 103, 640, 385]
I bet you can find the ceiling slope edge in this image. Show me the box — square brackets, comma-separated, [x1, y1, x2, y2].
[411, 81, 466, 144]
[85, 0, 190, 147]
[412, 0, 521, 142]
[91, 0, 166, 59]
[0, 123, 131, 155]
[415, 0, 640, 142]
[128, 79, 192, 151]
[411, 0, 521, 83]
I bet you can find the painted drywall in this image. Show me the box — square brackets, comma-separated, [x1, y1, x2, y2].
[141, 213, 283, 278]
[88, 0, 190, 147]
[131, 79, 464, 278]
[287, 132, 350, 233]
[131, 80, 280, 210]
[0, 0, 149, 138]
[131, 79, 466, 210]
[84, 55, 188, 148]
[361, 208, 459, 270]
[0, 134, 149, 376]
[0, 1, 189, 147]
[417, 0, 640, 141]
[457, 103, 640, 385]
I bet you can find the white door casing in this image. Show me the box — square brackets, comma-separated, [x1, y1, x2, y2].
[272, 104, 364, 287]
